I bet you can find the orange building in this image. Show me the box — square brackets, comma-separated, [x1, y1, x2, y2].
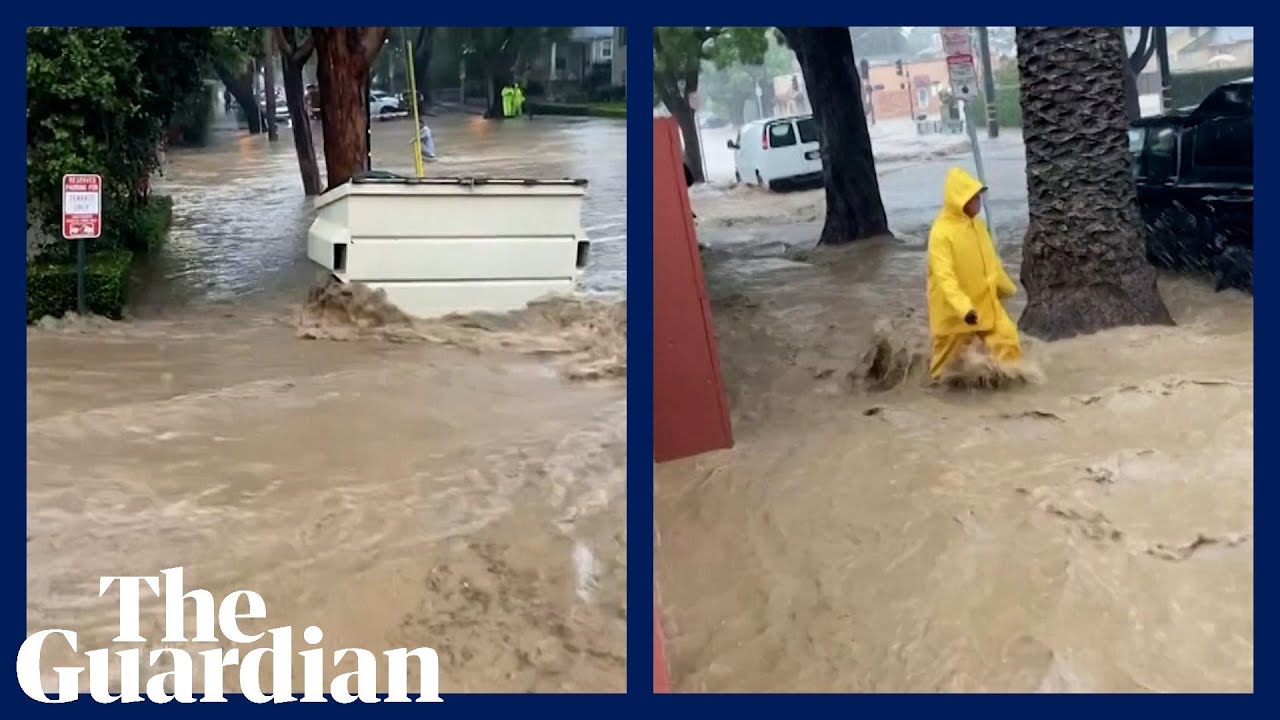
[864, 57, 950, 122]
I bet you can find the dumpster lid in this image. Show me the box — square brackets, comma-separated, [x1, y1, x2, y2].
[348, 171, 588, 187]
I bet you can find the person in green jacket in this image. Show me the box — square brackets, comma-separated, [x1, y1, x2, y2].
[501, 84, 515, 118]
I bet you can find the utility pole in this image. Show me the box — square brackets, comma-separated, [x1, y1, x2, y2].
[1155, 27, 1173, 113]
[976, 26, 998, 138]
[261, 28, 278, 140]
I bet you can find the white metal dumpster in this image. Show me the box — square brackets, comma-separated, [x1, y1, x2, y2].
[307, 175, 590, 318]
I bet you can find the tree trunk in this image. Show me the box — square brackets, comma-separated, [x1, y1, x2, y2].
[1015, 26, 1172, 340]
[1123, 27, 1156, 122]
[779, 26, 890, 245]
[212, 60, 263, 134]
[277, 29, 322, 196]
[262, 28, 279, 141]
[653, 70, 704, 183]
[312, 27, 389, 190]
[486, 60, 514, 118]
[671, 102, 703, 184]
[413, 27, 436, 112]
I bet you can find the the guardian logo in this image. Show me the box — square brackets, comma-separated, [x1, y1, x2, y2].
[16, 567, 443, 703]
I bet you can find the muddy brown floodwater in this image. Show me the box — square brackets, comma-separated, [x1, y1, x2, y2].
[27, 112, 627, 693]
[655, 186, 1252, 693]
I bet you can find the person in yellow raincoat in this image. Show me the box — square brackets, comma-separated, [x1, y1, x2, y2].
[501, 84, 515, 118]
[926, 167, 1022, 380]
[513, 84, 526, 116]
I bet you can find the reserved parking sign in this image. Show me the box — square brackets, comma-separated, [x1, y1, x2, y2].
[62, 173, 102, 240]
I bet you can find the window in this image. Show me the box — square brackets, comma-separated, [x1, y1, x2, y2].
[1128, 128, 1146, 177]
[1128, 128, 1146, 157]
[1196, 82, 1251, 116]
[918, 87, 930, 109]
[599, 39, 613, 61]
[768, 122, 797, 148]
[1144, 127, 1178, 182]
[796, 117, 819, 144]
[1191, 116, 1252, 182]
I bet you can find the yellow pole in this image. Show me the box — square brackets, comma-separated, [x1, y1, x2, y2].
[406, 38, 425, 178]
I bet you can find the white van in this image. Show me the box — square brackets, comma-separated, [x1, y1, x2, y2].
[727, 115, 823, 190]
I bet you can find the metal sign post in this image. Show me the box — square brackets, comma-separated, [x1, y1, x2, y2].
[406, 38, 425, 178]
[943, 27, 996, 239]
[61, 174, 103, 315]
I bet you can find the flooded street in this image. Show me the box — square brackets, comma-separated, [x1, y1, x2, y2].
[655, 146, 1252, 692]
[27, 112, 627, 692]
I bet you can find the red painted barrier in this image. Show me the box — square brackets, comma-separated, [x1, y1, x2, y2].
[654, 591, 671, 692]
[652, 118, 734, 463]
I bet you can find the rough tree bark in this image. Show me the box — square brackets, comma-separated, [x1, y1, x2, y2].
[262, 28, 279, 141]
[1015, 26, 1173, 340]
[778, 26, 890, 245]
[275, 27, 322, 195]
[212, 60, 263, 134]
[311, 27, 390, 190]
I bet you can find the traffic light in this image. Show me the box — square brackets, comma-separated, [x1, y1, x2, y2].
[895, 59, 903, 76]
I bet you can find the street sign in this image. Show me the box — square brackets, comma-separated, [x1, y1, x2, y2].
[941, 27, 973, 56]
[62, 174, 102, 240]
[947, 54, 979, 99]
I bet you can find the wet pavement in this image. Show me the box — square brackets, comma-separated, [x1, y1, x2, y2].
[27, 111, 627, 693]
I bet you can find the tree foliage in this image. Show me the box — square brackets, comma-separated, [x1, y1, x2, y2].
[698, 31, 792, 124]
[653, 27, 770, 182]
[26, 27, 214, 243]
[449, 27, 569, 115]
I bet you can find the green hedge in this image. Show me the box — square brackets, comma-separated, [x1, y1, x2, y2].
[525, 101, 627, 118]
[170, 86, 215, 147]
[1170, 67, 1253, 109]
[123, 194, 174, 252]
[963, 90, 1022, 129]
[25, 194, 171, 322]
[27, 248, 134, 323]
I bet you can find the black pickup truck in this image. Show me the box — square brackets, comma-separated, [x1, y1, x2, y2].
[1128, 78, 1252, 292]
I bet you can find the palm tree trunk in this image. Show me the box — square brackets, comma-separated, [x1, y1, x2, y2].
[1015, 26, 1172, 340]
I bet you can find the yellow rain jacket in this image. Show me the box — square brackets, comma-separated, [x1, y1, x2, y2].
[926, 167, 1022, 378]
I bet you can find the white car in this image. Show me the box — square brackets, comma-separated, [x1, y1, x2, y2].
[369, 92, 401, 115]
[727, 115, 823, 190]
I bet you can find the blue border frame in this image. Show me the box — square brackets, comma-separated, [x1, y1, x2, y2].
[12, 8, 1267, 707]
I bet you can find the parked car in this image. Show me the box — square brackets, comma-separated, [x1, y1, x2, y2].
[697, 113, 728, 129]
[1128, 77, 1252, 292]
[369, 91, 402, 115]
[727, 115, 822, 190]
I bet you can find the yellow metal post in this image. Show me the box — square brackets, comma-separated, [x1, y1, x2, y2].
[406, 39, 425, 178]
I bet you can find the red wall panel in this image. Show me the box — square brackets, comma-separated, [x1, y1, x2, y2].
[652, 118, 734, 463]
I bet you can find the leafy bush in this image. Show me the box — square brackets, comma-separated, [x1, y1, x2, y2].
[26, 27, 210, 239]
[120, 194, 174, 252]
[27, 248, 134, 323]
[1170, 67, 1253, 109]
[589, 85, 627, 103]
[170, 85, 215, 146]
